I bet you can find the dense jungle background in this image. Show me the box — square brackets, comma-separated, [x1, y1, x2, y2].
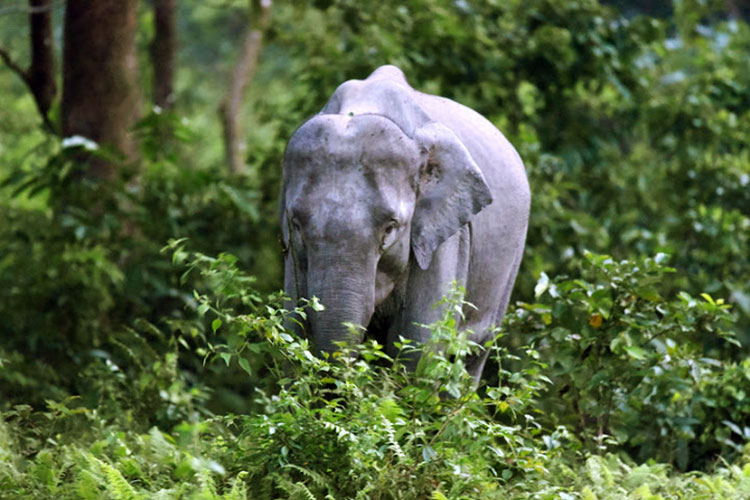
[2, 0, 750, 498]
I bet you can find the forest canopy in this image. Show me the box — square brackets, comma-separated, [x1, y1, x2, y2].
[1, 0, 750, 498]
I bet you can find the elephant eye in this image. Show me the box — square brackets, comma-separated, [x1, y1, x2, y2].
[381, 220, 400, 250]
[286, 212, 302, 232]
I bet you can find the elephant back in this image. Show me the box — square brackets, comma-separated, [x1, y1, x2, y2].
[321, 65, 431, 138]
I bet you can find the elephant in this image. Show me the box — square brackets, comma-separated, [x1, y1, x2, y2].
[280, 65, 530, 381]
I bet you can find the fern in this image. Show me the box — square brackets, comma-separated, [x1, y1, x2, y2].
[353, 483, 376, 500]
[98, 457, 144, 500]
[197, 467, 218, 498]
[118, 457, 145, 482]
[151, 489, 181, 500]
[147, 427, 177, 465]
[225, 471, 248, 500]
[109, 328, 153, 371]
[382, 415, 407, 463]
[75, 468, 103, 500]
[132, 318, 168, 343]
[320, 420, 356, 443]
[32, 450, 58, 494]
[0, 420, 21, 486]
[283, 464, 330, 492]
[274, 475, 317, 500]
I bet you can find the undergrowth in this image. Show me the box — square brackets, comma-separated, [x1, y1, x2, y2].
[2, 245, 750, 499]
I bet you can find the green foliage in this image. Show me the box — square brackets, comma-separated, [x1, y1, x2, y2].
[1, 251, 749, 497]
[229, 285, 553, 499]
[0, 414, 244, 499]
[2, 0, 750, 496]
[505, 252, 743, 469]
[515, 10, 750, 341]
[0, 109, 277, 410]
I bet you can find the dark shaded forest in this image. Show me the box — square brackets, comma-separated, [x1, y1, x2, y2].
[1, 1, 750, 498]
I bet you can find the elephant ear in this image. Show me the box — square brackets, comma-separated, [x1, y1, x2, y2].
[411, 122, 493, 270]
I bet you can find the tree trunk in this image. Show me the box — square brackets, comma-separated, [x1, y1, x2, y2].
[62, 0, 141, 180]
[219, 0, 272, 174]
[0, 0, 57, 132]
[28, 0, 57, 128]
[151, 0, 177, 108]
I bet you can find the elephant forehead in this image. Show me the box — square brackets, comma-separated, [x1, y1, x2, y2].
[288, 169, 387, 220]
[286, 113, 420, 168]
[293, 192, 380, 244]
[284, 114, 418, 220]
[285, 155, 414, 226]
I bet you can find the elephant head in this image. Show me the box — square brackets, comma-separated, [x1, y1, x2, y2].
[281, 112, 492, 355]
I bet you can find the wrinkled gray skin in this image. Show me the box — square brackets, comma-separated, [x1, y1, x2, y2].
[281, 65, 530, 381]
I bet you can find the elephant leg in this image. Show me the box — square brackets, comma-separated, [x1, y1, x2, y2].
[386, 228, 470, 367]
[465, 348, 492, 386]
[462, 242, 526, 386]
[491, 246, 525, 330]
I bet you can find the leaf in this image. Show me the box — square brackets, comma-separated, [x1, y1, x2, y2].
[535, 272, 550, 298]
[309, 297, 325, 312]
[635, 286, 662, 302]
[220, 184, 260, 221]
[634, 484, 652, 498]
[422, 445, 438, 463]
[723, 420, 743, 437]
[211, 318, 222, 333]
[700, 293, 715, 305]
[624, 345, 646, 361]
[591, 289, 613, 318]
[610, 335, 624, 353]
[654, 252, 671, 264]
[237, 357, 252, 377]
[218, 352, 232, 366]
[197, 302, 210, 317]
[729, 288, 750, 314]
[678, 292, 697, 308]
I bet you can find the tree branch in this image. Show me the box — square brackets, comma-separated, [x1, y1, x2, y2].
[219, 0, 272, 174]
[0, 44, 55, 133]
[0, 46, 30, 84]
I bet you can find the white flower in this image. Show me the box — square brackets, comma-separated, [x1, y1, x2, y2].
[62, 135, 99, 151]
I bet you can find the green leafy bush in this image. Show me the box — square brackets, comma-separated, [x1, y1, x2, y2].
[3, 247, 750, 498]
[505, 251, 742, 469]
[231, 295, 553, 498]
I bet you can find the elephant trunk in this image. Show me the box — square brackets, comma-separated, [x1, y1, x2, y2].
[306, 269, 375, 356]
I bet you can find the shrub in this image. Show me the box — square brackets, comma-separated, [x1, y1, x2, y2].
[504, 251, 741, 470]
